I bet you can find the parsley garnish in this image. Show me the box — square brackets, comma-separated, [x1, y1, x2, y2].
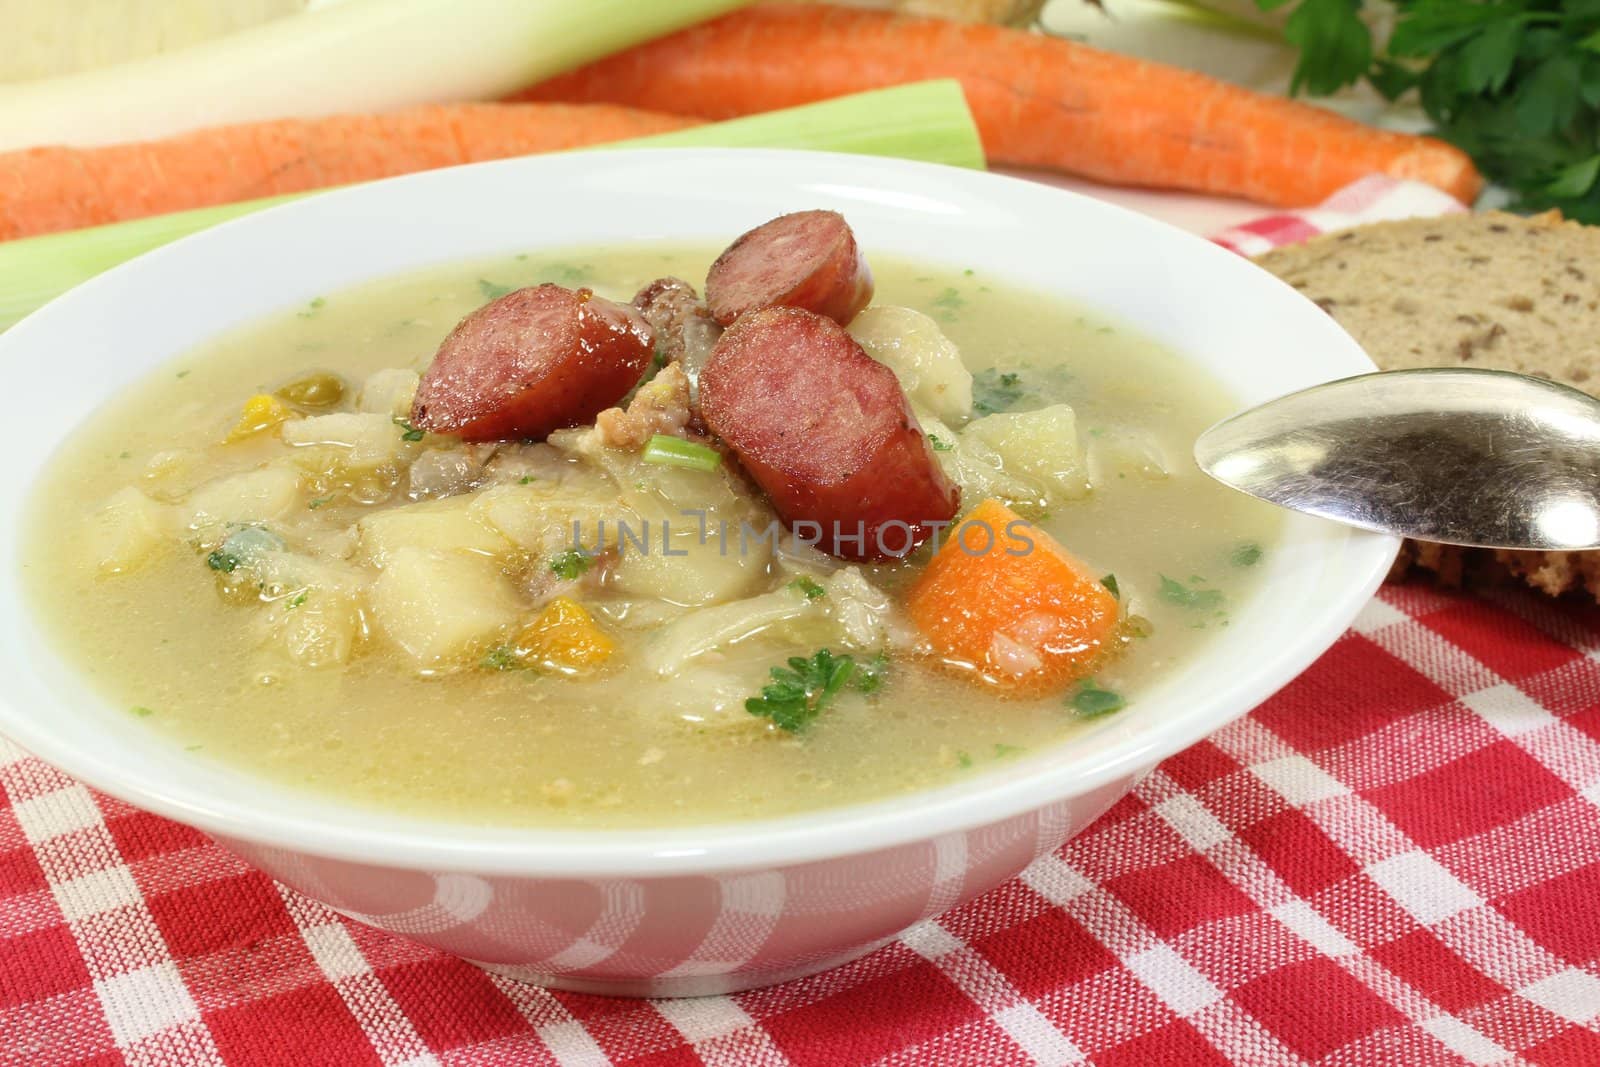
[994, 743, 1024, 758]
[549, 549, 592, 581]
[308, 497, 333, 510]
[855, 651, 890, 694]
[1158, 574, 1224, 610]
[478, 279, 513, 301]
[518, 475, 536, 485]
[393, 417, 425, 442]
[788, 576, 827, 600]
[480, 646, 524, 671]
[972, 368, 1026, 416]
[956, 750, 974, 768]
[1101, 573, 1120, 598]
[928, 433, 954, 452]
[932, 287, 965, 319]
[131, 705, 155, 718]
[1232, 542, 1263, 567]
[1071, 679, 1126, 719]
[286, 592, 308, 610]
[745, 649, 857, 732]
[206, 549, 240, 573]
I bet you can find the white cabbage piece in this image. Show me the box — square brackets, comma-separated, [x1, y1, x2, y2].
[368, 547, 521, 668]
[823, 567, 913, 651]
[917, 410, 1041, 509]
[642, 585, 813, 676]
[184, 464, 302, 533]
[468, 475, 624, 558]
[282, 412, 410, 469]
[358, 494, 511, 567]
[91, 486, 172, 574]
[357, 368, 420, 418]
[1086, 428, 1174, 483]
[248, 551, 373, 669]
[964, 404, 1089, 499]
[848, 305, 973, 423]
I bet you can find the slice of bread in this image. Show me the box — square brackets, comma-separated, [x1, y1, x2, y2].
[1255, 210, 1600, 598]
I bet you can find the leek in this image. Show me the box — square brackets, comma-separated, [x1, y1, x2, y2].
[642, 436, 723, 473]
[0, 0, 751, 151]
[0, 80, 983, 332]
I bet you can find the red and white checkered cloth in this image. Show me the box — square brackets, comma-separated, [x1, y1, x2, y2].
[10, 179, 1600, 1067]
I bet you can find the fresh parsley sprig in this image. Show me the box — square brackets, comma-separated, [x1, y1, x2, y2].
[746, 649, 860, 732]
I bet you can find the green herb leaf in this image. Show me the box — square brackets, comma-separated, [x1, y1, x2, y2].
[393, 417, 425, 442]
[641, 434, 721, 472]
[993, 742, 1024, 758]
[480, 646, 524, 671]
[131, 705, 155, 718]
[205, 549, 240, 573]
[928, 433, 954, 452]
[789, 576, 827, 600]
[1101, 573, 1120, 598]
[518, 475, 537, 485]
[286, 591, 308, 610]
[1231, 543, 1263, 568]
[1159, 574, 1225, 610]
[745, 649, 857, 732]
[548, 549, 592, 582]
[854, 651, 889, 694]
[1071, 679, 1126, 718]
[972, 368, 1025, 415]
[478, 279, 513, 301]
[308, 496, 333, 510]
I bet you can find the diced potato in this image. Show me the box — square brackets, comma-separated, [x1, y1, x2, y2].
[1086, 428, 1173, 484]
[919, 411, 1040, 508]
[184, 465, 302, 531]
[252, 550, 370, 599]
[358, 495, 510, 567]
[964, 404, 1089, 499]
[357, 368, 420, 418]
[643, 586, 813, 676]
[369, 548, 521, 668]
[608, 534, 767, 607]
[282, 412, 409, 469]
[224, 393, 294, 443]
[508, 597, 616, 673]
[276, 592, 366, 668]
[469, 478, 623, 556]
[91, 487, 171, 574]
[849, 306, 973, 423]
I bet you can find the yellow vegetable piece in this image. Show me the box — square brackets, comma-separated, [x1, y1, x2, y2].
[225, 393, 292, 442]
[513, 596, 616, 672]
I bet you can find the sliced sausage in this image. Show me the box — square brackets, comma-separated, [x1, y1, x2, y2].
[632, 276, 721, 387]
[411, 284, 653, 442]
[700, 306, 959, 562]
[704, 210, 873, 327]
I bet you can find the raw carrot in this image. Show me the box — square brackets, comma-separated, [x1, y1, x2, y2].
[517, 3, 1482, 207]
[903, 498, 1119, 695]
[0, 103, 702, 241]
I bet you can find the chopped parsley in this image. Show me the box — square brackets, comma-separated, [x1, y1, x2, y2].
[296, 297, 326, 319]
[956, 750, 974, 768]
[789, 576, 827, 600]
[286, 592, 308, 610]
[745, 649, 857, 732]
[928, 433, 954, 452]
[477, 279, 513, 301]
[1101, 573, 1120, 598]
[393, 417, 425, 442]
[175, 369, 191, 378]
[118, 450, 131, 460]
[854, 651, 889, 694]
[307, 497, 333, 510]
[205, 549, 240, 573]
[548, 548, 592, 581]
[931, 287, 965, 318]
[1071, 679, 1126, 719]
[130, 705, 155, 718]
[480, 646, 524, 671]
[972, 368, 1026, 416]
[1158, 574, 1225, 611]
[518, 475, 537, 485]
[1231, 542, 1263, 568]
[993, 743, 1024, 758]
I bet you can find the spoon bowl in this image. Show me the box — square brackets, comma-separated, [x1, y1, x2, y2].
[1195, 368, 1600, 551]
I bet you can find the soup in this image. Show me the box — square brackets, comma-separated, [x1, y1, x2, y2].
[23, 220, 1278, 828]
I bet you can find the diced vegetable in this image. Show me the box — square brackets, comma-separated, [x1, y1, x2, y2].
[641, 434, 721, 472]
[468, 477, 617, 556]
[184, 465, 301, 532]
[904, 498, 1119, 693]
[357, 495, 510, 567]
[964, 404, 1088, 499]
[847, 305, 972, 423]
[224, 393, 293, 443]
[276, 371, 345, 409]
[1085, 428, 1172, 484]
[356, 368, 420, 418]
[548, 549, 592, 582]
[1070, 678, 1125, 718]
[643, 585, 814, 676]
[823, 567, 906, 650]
[206, 524, 286, 573]
[90, 486, 171, 574]
[282, 411, 413, 469]
[745, 648, 857, 732]
[918, 410, 1040, 508]
[0, 82, 984, 332]
[368, 547, 520, 668]
[506, 596, 617, 673]
[277, 593, 365, 668]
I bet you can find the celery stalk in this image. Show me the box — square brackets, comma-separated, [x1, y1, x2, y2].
[0, 81, 983, 332]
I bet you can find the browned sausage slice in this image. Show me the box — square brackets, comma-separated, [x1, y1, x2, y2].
[704, 210, 874, 327]
[411, 284, 653, 442]
[700, 307, 959, 562]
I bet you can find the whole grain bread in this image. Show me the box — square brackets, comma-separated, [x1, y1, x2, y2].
[1255, 210, 1600, 599]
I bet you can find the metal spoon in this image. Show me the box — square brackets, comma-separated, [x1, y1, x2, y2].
[1193, 368, 1600, 550]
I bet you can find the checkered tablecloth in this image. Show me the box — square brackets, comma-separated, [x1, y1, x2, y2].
[9, 179, 1600, 1066]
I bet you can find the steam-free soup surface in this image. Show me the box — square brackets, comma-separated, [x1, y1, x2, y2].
[24, 248, 1277, 828]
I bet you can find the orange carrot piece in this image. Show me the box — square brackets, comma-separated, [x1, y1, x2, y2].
[0, 103, 702, 240]
[904, 498, 1118, 694]
[517, 3, 1482, 207]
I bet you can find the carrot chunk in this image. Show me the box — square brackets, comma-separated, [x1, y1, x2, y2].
[904, 498, 1118, 694]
